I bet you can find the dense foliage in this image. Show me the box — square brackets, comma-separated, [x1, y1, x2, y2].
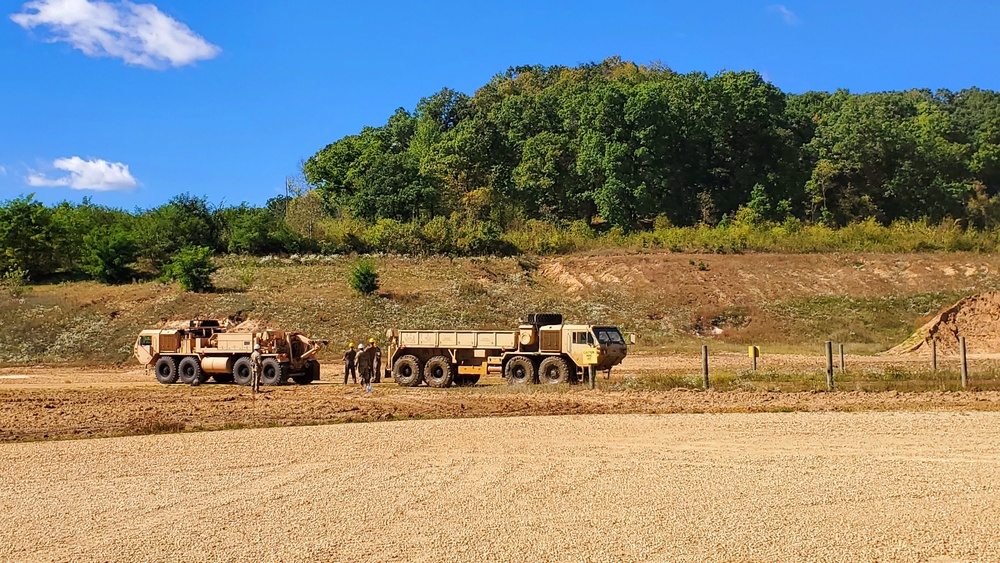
[5, 58, 1000, 286]
[304, 58, 1000, 231]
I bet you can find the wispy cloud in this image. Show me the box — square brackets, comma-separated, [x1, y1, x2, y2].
[767, 4, 800, 25]
[27, 157, 138, 191]
[0, 165, 6, 176]
[10, 0, 220, 69]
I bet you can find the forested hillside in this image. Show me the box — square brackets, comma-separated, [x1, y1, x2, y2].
[5, 57, 1000, 285]
[305, 57, 1000, 230]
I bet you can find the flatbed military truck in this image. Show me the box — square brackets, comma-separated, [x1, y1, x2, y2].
[134, 320, 326, 386]
[385, 313, 628, 387]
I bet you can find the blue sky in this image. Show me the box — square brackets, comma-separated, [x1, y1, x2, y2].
[2, 0, 999, 210]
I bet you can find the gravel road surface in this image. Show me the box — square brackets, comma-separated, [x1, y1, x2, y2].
[2, 412, 998, 562]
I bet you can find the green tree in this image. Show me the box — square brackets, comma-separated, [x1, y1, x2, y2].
[162, 246, 217, 292]
[0, 195, 58, 279]
[135, 194, 220, 269]
[348, 259, 379, 295]
[81, 225, 139, 284]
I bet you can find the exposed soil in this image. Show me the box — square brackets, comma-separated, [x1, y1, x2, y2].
[7, 251, 1000, 365]
[3, 412, 999, 561]
[888, 291, 1000, 356]
[4, 354, 1000, 443]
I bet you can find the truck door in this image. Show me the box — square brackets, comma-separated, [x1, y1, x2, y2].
[135, 334, 154, 364]
[569, 330, 594, 367]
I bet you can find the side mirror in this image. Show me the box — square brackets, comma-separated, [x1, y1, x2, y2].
[629, 333, 637, 345]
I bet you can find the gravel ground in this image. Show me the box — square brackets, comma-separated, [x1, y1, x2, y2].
[2, 412, 999, 562]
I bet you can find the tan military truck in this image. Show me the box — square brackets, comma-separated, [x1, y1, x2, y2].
[385, 313, 628, 387]
[133, 320, 326, 386]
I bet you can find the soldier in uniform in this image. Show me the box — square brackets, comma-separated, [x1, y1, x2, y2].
[369, 338, 382, 383]
[342, 342, 357, 385]
[356, 342, 373, 391]
[250, 344, 263, 392]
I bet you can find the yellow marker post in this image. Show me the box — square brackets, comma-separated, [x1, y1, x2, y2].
[582, 347, 599, 389]
[748, 346, 761, 371]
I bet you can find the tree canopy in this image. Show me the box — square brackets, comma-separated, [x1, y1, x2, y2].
[304, 58, 1000, 230]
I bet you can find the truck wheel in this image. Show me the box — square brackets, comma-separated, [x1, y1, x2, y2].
[393, 355, 423, 387]
[213, 373, 235, 384]
[154, 356, 178, 384]
[505, 355, 535, 385]
[538, 356, 571, 384]
[424, 356, 454, 388]
[178, 357, 204, 385]
[260, 358, 289, 386]
[292, 360, 320, 385]
[232, 357, 253, 386]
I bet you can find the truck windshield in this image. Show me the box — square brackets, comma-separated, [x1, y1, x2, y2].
[593, 327, 625, 345]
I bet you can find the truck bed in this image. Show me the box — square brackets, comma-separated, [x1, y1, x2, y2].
[397, 330, 517, 350]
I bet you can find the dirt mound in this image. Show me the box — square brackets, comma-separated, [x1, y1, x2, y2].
[887, 292, 1000, 356]
[229, 319, 272, 332]
[154, 318, 274, 332]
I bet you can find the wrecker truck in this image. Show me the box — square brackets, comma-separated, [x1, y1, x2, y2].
[134, 320, 326, 386]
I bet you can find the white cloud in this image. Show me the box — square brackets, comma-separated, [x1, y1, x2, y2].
[10, 0, 220, 69]
[768, 4, 800, 25]
[27, 157, 138, 191]
[0, 166, 6, 176]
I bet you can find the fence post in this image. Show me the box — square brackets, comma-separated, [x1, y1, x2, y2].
[839, 343, 845, 374]
[932, 340, 937, 372]
[702, 345, 710, 389]
[825, 341, 834, 391]
[960, 336, 969, 390]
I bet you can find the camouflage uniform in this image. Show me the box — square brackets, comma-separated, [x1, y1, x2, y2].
[250, 348, 263, 392]
[343, 348, 357, 385]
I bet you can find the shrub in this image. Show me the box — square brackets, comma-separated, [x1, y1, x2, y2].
[162, 246, 217, 292]
[1, 267, 29, 297]
[420, 215, 454, 254]
[349, 259, 379, 295]
[236, 259, 257, 291]
[362, 219, 421, 254]
[81, 225, 138, 284]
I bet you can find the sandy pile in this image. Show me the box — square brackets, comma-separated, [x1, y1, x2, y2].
[153, 317, 273, 332]
[887, 291, 1000, 356]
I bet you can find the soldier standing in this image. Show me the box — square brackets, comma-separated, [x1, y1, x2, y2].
[356, 343, 373, 392]
[369, 338, 382, 383]
[250, 344, 263, 393]
[342, 342, 357, 385]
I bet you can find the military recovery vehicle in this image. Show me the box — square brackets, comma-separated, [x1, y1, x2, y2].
[134, 320, 326, 386]
[385, 313, 628, 387]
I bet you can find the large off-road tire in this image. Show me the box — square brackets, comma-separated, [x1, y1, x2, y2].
[392, 355, 423, 387]
[292, 360, 320, 385]
[213, 372, 235, 384]
[154, 356, 178, 384]
[538, 356, 571, 385]
[232, 357, 253, 386]
[454, 374, 481, 387]
[260, 358, 289, 386]
[178, 356, 205, 385]
[504, 355, 536, 385]
[424, 356, 454, 388]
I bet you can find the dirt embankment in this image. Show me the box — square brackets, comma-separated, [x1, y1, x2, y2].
[888, 291, 1000, 356]
[5, 251, 1000, 364]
